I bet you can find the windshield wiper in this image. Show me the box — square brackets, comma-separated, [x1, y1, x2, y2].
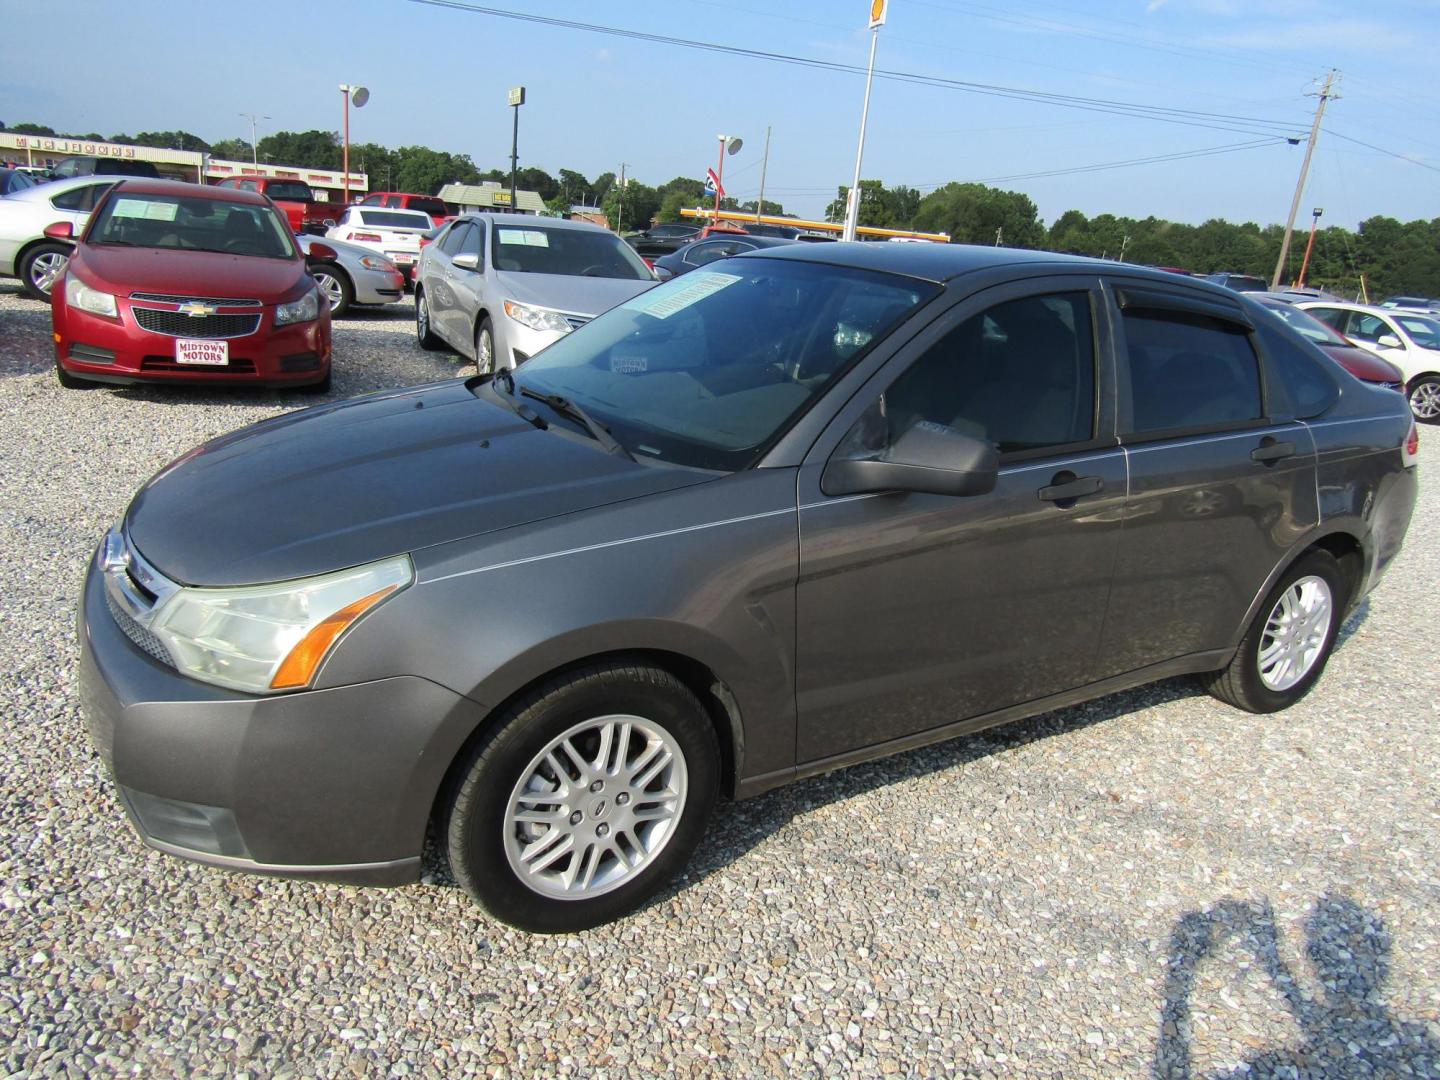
[484, 369, 547, 430]
[519, 387, 635, 461]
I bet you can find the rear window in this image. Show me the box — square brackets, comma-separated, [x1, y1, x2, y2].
[408, 197, 448, 217]
[264, 182, 314, 202]
[1123, 310, 1263, 433]
[357, 210, 431, 229]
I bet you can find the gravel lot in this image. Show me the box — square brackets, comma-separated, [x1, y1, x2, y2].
[1, 280, 1437, 1079]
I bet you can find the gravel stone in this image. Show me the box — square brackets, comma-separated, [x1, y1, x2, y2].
[0, 280, 1437, 1077]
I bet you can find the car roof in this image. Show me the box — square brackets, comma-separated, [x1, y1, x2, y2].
[109, 178, 269, 205]
[454, 213, 613, 234]
[742, 240, 1200, 287]
[3, 174, 116, 201]
[367, 191, 441, 199]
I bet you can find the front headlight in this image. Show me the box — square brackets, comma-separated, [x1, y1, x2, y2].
[149, 555, 413, 693]
[503, 299, 574, 334]
[359, 254, 397, 272]
[275, 286, 321, 326]
[65, 275, 117, 319]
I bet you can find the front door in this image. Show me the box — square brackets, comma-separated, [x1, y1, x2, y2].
[795, 278, 1126, 764]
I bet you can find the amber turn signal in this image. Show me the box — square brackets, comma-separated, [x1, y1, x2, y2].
[270, 585, 399, 689]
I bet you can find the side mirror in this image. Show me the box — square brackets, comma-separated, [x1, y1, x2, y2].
[1376, 334, 1403, 349]
[305, 242, 338, 263]
[451, 252, 480, 271]
[822, 423, 999, 498]
[43, 221, 75, 241]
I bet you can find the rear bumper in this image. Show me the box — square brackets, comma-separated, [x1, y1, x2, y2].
[78, 555, 487, 886]
[54, 297, 331, 387]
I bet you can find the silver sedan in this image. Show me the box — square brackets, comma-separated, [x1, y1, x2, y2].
[0, 176, 116, 299]
[296, 234, 407, 317]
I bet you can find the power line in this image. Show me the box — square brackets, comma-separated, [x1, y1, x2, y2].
[967, 138, 1285, 186]
[1325, 130, 1440, 175]
[406, 0, 1305, 140]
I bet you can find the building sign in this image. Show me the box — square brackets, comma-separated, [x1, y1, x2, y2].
[508, 86, 526, 107]
[491, 190, 513, 205]
[0, 132, 202, 167]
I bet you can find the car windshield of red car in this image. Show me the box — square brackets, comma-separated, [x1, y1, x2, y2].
[90, 194, 297, 259]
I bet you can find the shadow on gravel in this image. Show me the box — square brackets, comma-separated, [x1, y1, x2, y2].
[1333, 597, 1372, 653]
[1152, 893, 1439, 1078]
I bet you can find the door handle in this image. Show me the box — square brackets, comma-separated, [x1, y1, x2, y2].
[1250, 438, 1295, 465]
[1038, 473, 1103, 503]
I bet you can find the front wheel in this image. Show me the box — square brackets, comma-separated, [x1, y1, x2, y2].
[1207, 550, 1347, 713]
[446, 663, 719, 933]
[1408, 375, 1440, 424]
[474, 317, 496, 375]
[311, 264, 353, 319]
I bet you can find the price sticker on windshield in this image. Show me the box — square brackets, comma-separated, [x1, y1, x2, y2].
[624, 271, 741, 320]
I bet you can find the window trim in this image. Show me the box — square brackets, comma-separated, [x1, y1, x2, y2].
[1114, 284, 1254, 331]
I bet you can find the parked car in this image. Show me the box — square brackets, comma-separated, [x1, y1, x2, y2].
[414, 213, 655, 371]
[1380, 296, 1440, 316]
[1252, 296, 1405, 390]
[0, 175, 116, 298]
[51, 156, 161, 180]
[78, 244, 1417, 932]
[296, 233, 405, 318]
[358, 191, 452, 226]
[0, 167, 37, 197]
[651, 234, 798, 281]
[1298, 300, 1440, 422]
[50, 179, 333, 390]
[214, 177, 342, 236]
[625, 223, 700, 260]
[1204, 272, 1269, 292]
[326, 206, 434, 284]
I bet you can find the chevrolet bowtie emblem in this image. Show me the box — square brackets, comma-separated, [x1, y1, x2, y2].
[177, 302, 216, 317]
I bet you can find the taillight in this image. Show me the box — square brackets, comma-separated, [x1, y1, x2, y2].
[1402, 422, 1419, 467]
[352, 232, 383, 243]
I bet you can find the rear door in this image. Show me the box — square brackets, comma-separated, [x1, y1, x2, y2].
[795, 275, 1127, 763]
[1094, 280, 1319, 675]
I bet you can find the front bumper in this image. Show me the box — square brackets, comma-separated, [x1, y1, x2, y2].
[54, 295, 332, 388]
[495, 314, 569, 369]
[78, 556, 487, 886]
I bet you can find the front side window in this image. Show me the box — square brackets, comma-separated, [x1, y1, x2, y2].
[458, 221, 484, 259]
[839, 292, 1096, 459]
[1123, 309, 1262, 433]
[88, 194, 297, 259]
[1345, 312, 1397, 345]
[509, 259, 937, 471]
[490, 223, 652, 280]
[438, 221, 471, 256]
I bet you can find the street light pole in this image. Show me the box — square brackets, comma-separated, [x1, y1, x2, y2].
[338, 84, 369, 205]
[1297, 207, 1324, 289]
[238, 112, 270, 166]
[755, 125, 771, 224]
[843, 1, 888, 242]
[508, 86, 526, 213]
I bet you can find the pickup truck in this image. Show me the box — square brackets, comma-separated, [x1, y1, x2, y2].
[359, 191, 452, 226]
[214, 177, 343, 235]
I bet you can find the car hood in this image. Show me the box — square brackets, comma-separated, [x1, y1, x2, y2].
[74, 244, 310, 301]
[1318, 342, 1405, 383]
[494, 271, 655, 317]
[124, 380, 713, 587]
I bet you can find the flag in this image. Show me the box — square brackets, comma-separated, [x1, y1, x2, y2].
[706, 167, 725, 199]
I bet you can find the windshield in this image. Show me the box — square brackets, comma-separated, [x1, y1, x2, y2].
[264, 182, 314, 201]
[508, 258, 938, 470]
[1263, 303, 1347, 346]
[491, 223, 653, 280]
[1397, 315, 1440, 350]
[357, 209, 432, 229]
[89, 193, 297, 259]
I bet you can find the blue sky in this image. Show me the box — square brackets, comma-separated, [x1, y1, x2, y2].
[2, 0, 1436, 228]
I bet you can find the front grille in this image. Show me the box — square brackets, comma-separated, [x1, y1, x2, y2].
[130, 293, 262, 308]
[133, 308, 262, 339]
[564, 315, 592, 332]
[141, 357, 257, 374]
[104, 587, 174, 667]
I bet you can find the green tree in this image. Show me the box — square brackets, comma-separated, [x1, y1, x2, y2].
[591, 171, 617, 205]
[209, 137, 252, 161]
[913, 183, 1044, 247]
[557, 168, 591, 205]
[604, 180, 659, 233]
[256, 130, 342, 171]
[131, 130, 211, 152]
[3, 122, 56, 135]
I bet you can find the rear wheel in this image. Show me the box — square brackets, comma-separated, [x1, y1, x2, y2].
[311, 264, 353, 319]
[446, 663, 719, 933]
[1207, 550, 1347, 713]
[474, 317, 496, 375]
[1408, 375, 1440, 424]
[415, 289, 443, 350]
[20, 243, 70, 301]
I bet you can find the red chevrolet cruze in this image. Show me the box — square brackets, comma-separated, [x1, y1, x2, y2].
[49, 179, 333, 391]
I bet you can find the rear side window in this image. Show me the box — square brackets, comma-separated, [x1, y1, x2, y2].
[1123, 310, 1262, 433]
[1251, 317, 1338, 419]
[51, 182, 112, 212]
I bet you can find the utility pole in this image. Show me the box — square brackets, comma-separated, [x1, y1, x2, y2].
[616, 162, 627, 233]
[994, 226, 1003, 247]
[843, 4, 885, 243]
[1119, 234, 1131, 262]
[238, 112, 270, 166]
[1272, 69, 1339, 289]
[756, 125, 772, 224]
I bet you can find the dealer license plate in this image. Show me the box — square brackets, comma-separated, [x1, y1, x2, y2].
[389, 252, 415, 264]
[176, 339, 229, 366]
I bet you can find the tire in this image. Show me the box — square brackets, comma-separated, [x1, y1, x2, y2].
[474, 316, 496, 375]
[55, 361, 94, 390]
[311, 264, 353, 319]
[415, 288, 443, 350]
[446, 663, 719, 933]
[19, 242, 71, 301]
[1407, 374, 1440, 425]
[294, 368, 333, 395]
[1207, 550, 1348, 713]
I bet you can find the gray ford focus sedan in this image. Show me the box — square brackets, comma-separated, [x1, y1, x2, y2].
[79, 244, 1419, 932]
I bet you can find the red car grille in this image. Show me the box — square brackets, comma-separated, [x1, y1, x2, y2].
[130, 292, 262, 308]
[133, 309, 262, 339]
[140, 357, 258, 374]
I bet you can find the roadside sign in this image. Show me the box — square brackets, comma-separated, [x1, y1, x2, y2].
[869, 0, 887, 29]
[508, 86, 526, 107]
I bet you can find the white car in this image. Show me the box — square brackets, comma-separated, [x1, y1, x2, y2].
[0, 176, 117, 299]
[1298, 300, 1440, 423]
[326, 207, 433, 285]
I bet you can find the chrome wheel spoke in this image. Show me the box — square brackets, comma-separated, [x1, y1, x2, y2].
[1257, 575, 1332, 692]
[632, 747, 673, 791]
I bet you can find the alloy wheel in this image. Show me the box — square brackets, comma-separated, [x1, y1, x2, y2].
[315, 272, 344, 310]
[502, 714, 687, 900]
[1257, 574, 1333, 692]
[416, 296, 429, 337]
[1411, 380, 1440, 421]
[476, 327, 494, 374]
[31, 251, 68, 296]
